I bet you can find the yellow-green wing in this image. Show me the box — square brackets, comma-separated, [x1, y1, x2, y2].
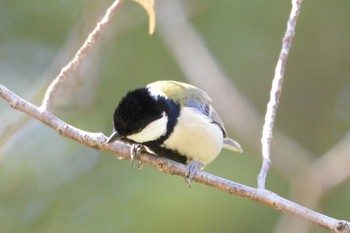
[148, 80, 227, 136]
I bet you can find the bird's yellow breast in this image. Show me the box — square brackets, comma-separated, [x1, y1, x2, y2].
[163, 107, 224, 164]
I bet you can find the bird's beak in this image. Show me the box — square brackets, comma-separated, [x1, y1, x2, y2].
[106, 131, 122, 143]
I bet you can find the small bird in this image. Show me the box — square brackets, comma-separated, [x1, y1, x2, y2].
[107, 80, 242, 184]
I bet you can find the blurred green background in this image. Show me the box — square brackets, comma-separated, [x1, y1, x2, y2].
[1, 0, 350, 233]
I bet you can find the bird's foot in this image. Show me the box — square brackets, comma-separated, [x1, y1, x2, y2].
[185, 161, 205, 187]
[130, 144, 145, 169]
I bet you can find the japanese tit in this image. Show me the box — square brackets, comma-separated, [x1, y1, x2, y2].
[107, 80, 242, 183]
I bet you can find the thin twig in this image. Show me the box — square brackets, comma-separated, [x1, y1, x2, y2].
[40, 0, 123, 111]
[1, 8, 99, 147]
[0, 84, 349, 232]
[258, 0, 303, 189]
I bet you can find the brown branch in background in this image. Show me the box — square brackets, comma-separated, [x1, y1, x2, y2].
[1, 4, 111, 146]
[311, 131, 350, 190]
[1, 84, 349, 233]
[258, 0, 303, 189]
[40, 0, 123, 111]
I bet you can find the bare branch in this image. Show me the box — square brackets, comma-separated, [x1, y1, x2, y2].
[1, 84, 350, 233]
[41, 0, 123, 111]
[259, 0, 303, 189]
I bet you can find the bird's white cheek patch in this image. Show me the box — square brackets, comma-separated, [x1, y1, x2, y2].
[127, 113, 168, 143]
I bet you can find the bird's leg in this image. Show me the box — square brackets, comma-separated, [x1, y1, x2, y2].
[185, 160, 205, 187]
[130, 144, 145, 169]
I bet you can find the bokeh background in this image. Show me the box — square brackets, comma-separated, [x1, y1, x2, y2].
[1, 0, 350, 232]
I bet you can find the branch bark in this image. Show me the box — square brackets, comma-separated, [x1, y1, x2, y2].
[1, 84, 349, 233]
[259, 0, 302, 189]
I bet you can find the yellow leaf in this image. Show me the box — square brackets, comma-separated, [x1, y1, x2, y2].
[133, 0, 156, 35]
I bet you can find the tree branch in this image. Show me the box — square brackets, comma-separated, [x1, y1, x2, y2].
[1, 84, 349, 232]
[41, 0, 123, 111]
[259, 0, 303, 189]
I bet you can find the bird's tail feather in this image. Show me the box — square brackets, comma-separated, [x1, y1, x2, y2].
[223, 138, 243, 153]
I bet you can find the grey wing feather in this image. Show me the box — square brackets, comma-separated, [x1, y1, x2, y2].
[186, 98, 227, 137]
[187, 99, 243, 153]
[181, 85, 226, 135]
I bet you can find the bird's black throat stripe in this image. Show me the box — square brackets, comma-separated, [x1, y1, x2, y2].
[143, 97, 187, 164]
[156, 97, 180, 143]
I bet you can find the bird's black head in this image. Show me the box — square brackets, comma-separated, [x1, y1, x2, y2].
[112, 88, 166, 137]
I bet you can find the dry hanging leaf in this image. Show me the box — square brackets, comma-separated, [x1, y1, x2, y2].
[133, 0, 156, 35]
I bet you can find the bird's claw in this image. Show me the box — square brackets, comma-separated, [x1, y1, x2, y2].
[185, 161, 204, 187]
[130, 144, 144, 169]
